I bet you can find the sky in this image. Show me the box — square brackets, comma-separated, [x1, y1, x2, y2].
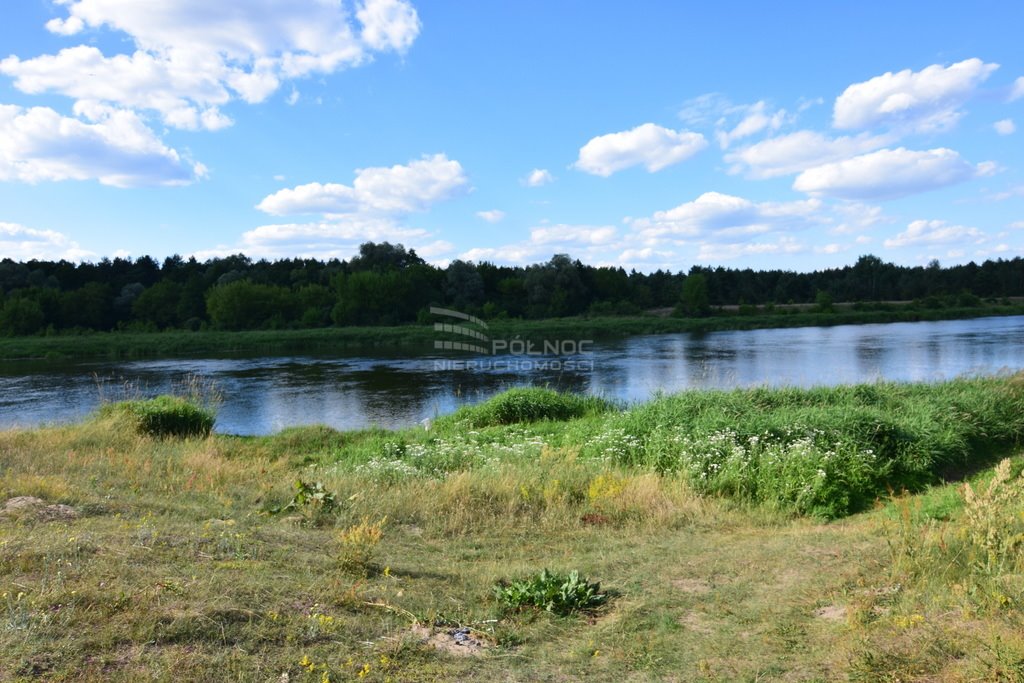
[1, 0, 1023, 273]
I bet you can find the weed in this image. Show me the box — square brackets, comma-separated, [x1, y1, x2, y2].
[338, 516, 386, 574]
[270, 479, 340, 526]
[494, 569, 607, 616]
[960, 458, 1024, 575]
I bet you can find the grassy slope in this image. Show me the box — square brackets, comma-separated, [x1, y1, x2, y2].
[3, 380, 1024, 680]
[2, 303, 1023, 360]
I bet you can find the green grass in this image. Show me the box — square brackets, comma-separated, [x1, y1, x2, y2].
[441, 387, 613, 427]
[3, 377, 1024, 680]
[1, 302, 1022, 360]
[96, 396, 215, 438]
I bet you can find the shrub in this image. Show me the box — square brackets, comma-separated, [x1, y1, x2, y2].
[100, 395, 214, 438]
[494, 569, 607, 615]
[449, 387, 611, 427]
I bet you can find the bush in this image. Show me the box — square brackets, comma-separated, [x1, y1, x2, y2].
[449, 387, 611, 427]
[100, 396, 214, 438]
[494, 569, 607, 616]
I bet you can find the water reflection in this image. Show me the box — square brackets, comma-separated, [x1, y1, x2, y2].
[1, 315, 1023, 435]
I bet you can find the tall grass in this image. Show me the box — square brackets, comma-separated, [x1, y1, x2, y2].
[289, 375, 1024, 519]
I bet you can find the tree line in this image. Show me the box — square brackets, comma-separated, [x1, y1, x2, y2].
[0, 243, 1022, 336]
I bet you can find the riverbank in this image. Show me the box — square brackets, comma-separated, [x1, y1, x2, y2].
[3, 379, 1024, 679]
[1, 301, 1023, 360]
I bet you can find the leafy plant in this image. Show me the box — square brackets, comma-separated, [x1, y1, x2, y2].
[270, 480, 339, 523]
[494, 569, 607, 616]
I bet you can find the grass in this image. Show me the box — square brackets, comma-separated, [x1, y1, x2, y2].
[2, 377, 1024, 680]
[1, 302, 1023, 360]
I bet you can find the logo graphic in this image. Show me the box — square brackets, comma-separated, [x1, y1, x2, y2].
[429, 306, 595, 371]
[430, 306, 490, 354]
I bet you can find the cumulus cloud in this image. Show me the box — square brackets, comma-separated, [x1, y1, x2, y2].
[522, 168, 554, 187]
[829, 202, 887, 235]
[530, 224, 617, 245]
[256, 154, 468, 216]
[0, 0, 420, 131]
[629, 191, 823, 239]
[203, 153, 465, 261]
[574, 123, 707, 176]
[476, 209, 506, 223]
[883, 219, 986, 248]
[458, 224, 620, 266]
[194, 218, 432, 261]
[994, 119, 1016, 135]
[696, 236, 803, 262]
[0, 222, 95, 261]
[793, 147, 987, 200]
[715, 101, 786, 149]
[1010, 77, 1024, 102]
[725, 130, 893, 178]
[0, 104, 203, 187]
[833, 58, 998, 133]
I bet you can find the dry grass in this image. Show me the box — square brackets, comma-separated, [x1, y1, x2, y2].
[2, 395, 1024, 680]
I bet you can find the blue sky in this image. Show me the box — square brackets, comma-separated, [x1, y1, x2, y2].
[1, 0, 1022, 272]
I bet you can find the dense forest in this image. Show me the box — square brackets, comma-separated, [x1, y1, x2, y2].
[0, 242, 1022, 336]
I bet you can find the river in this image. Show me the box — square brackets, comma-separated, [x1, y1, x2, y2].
[2, 315, 1023, 435]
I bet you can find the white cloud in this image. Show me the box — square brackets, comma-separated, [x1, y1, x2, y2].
[678, 93, 731, 126]
[0, 222, 95, 261]
[194, 217, 433, 261]
[883, 219, 985, 248]
[994, 119, 1016, 135]
[458, 223, 620, 266]
[206, 153, 465, 261]
[522, 168, 554, 187]
[256, 154, 468, 216]
[1010, 77, 1024, 102]
[793, 147, 986, 200]
[574, 123, 707, 176]
[629, 191, 823, 239]
[833, 58, 998, 132]
[829, 202, 887, 235]
[0, 104, 203, 187]
[1009, 221, 1024, 230]
[696, 236, 804, 262]
[0, 0, 420, 131]
[476, 209, 505, 223]
[715, 101, 786, 149]
[460, 245, 542, 265]
[530, 224, 617, 245]
[725, 130, 893, 178]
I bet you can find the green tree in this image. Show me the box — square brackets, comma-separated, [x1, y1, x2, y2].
[0, 297, 44, 336]
[206, 280, 290, 330]
[133, 281, 184, 329]
[815, 289, 834, 312]
[677, 272, 710, 316]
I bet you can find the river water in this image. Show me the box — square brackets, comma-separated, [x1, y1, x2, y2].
[2, 315, 1023, 435]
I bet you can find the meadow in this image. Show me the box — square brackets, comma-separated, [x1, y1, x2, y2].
[2, 379, 1024, 680]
